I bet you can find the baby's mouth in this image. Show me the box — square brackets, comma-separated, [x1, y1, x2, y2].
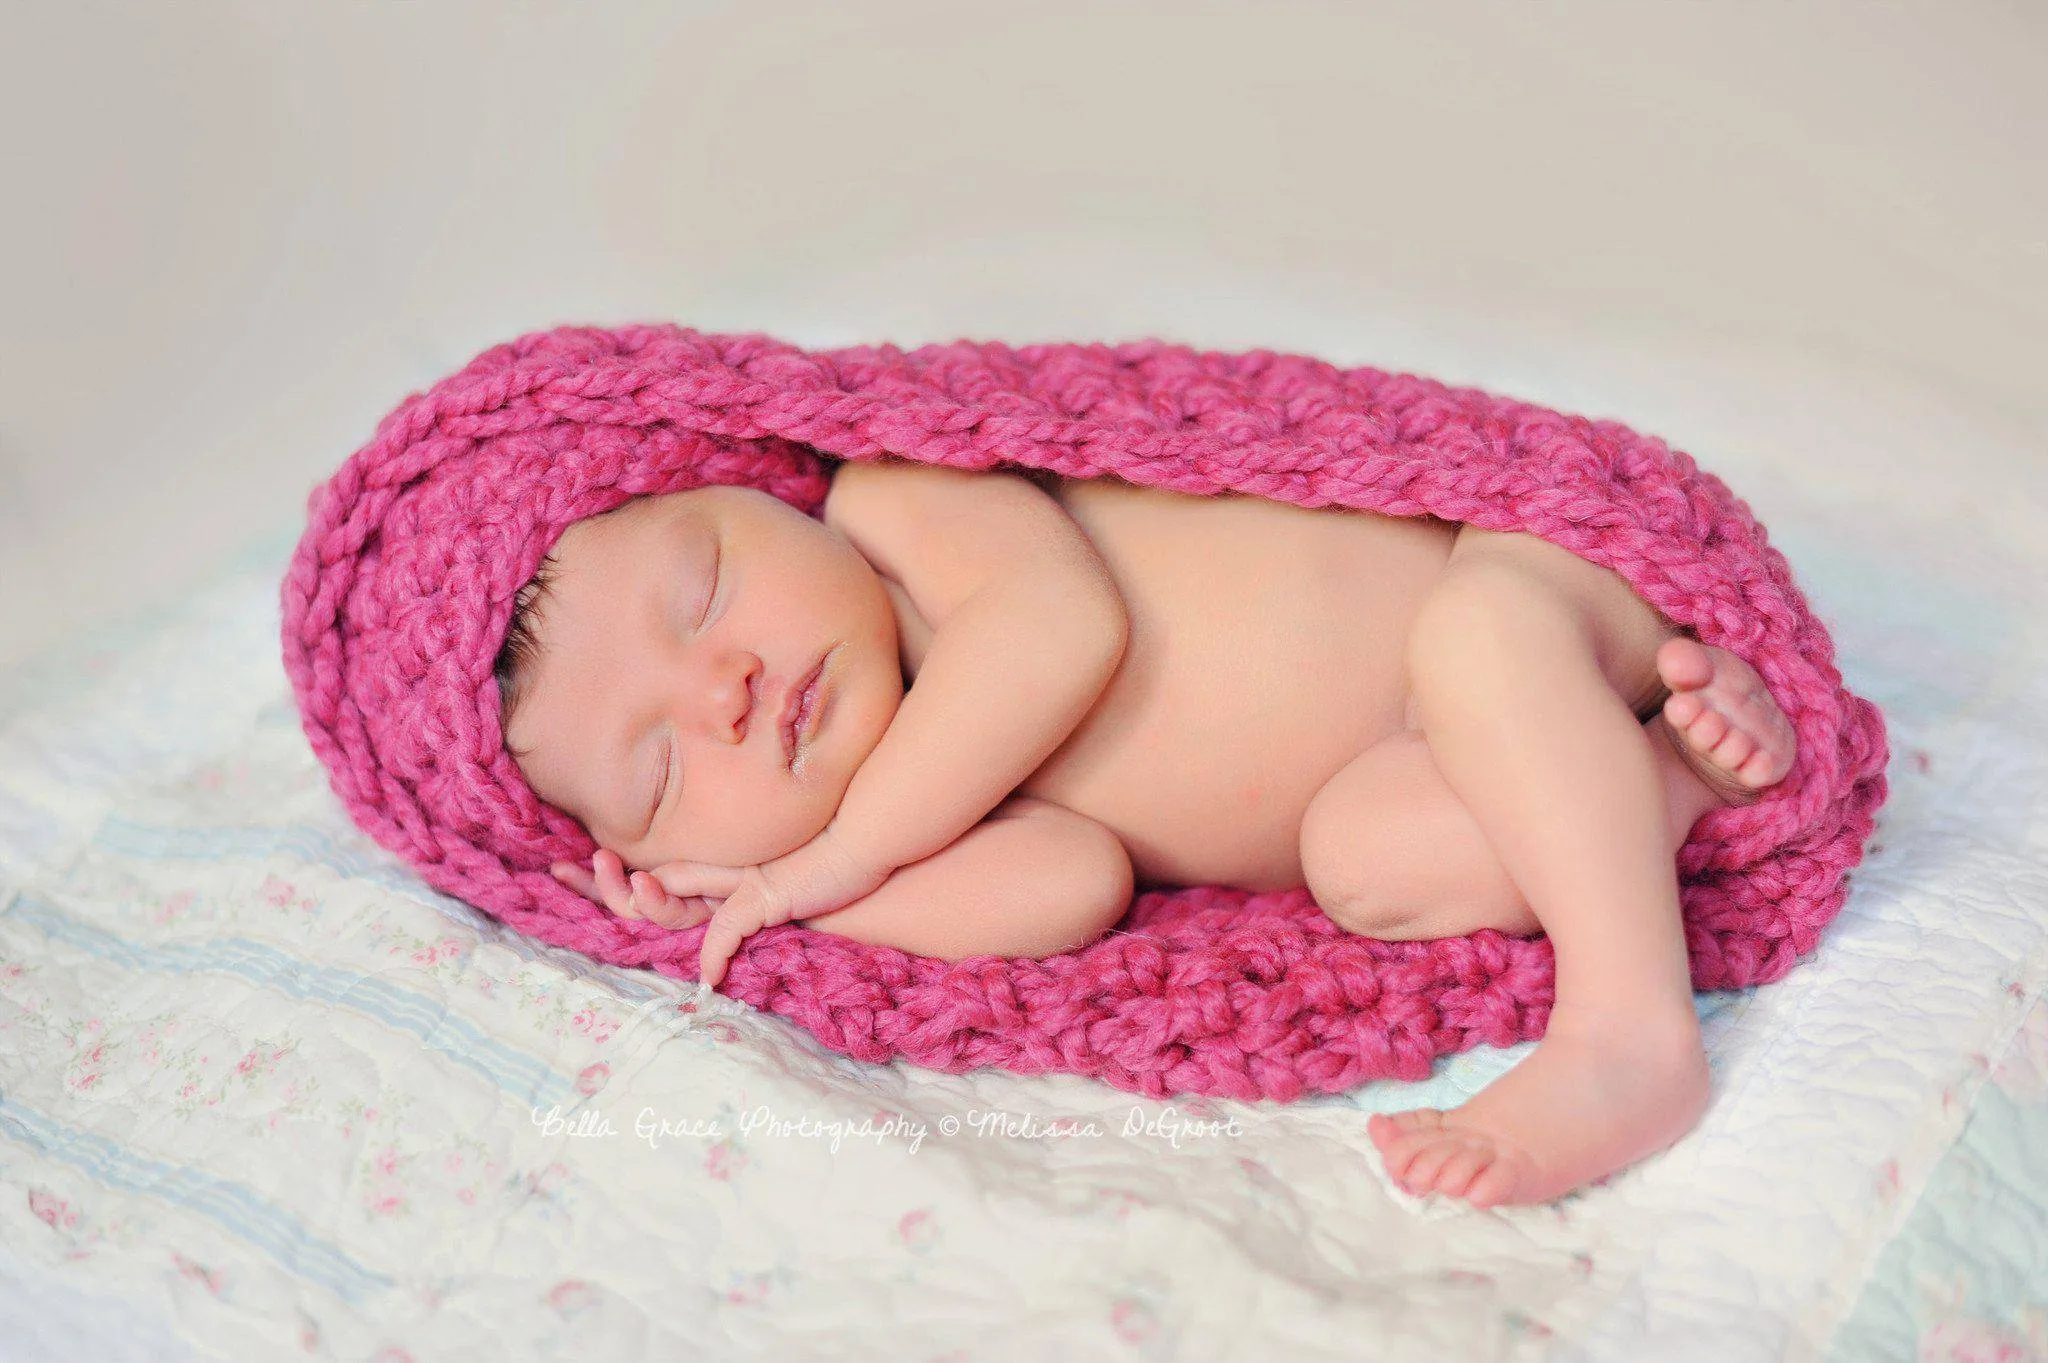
[780, 651, 827, 769]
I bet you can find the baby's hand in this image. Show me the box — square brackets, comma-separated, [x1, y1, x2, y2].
[648, 824, 892, 990]
[551, 848, 721, 932]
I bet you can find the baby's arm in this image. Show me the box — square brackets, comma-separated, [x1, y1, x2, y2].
[822, 460, 1129, 876]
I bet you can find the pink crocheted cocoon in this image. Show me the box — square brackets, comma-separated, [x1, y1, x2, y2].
[281, 324, 1888, 1101]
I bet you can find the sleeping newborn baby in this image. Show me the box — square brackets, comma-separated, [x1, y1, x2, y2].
[496, 456, 1797, 1208]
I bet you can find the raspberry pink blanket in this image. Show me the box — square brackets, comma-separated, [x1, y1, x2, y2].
[280, 325, 1888, 1100]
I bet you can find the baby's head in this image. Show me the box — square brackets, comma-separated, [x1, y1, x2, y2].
[283, 323, 870, 951]
[493, 480, 904, 874]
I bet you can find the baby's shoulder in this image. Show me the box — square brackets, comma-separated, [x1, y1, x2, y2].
[824, 457, 1103, 628]
[823, 456, 1064, 526]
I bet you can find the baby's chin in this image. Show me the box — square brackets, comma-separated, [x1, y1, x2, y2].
[640, 811, 834, 871]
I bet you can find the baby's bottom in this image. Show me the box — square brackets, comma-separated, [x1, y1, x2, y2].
[1303, 524, 1792, 1207]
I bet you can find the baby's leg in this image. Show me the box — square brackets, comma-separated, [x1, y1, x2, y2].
[1361, 527, 1777, 1207]
[1303, 711, 1714, 942]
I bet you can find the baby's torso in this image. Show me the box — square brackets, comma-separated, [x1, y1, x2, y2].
[884, 471, 1458, 892]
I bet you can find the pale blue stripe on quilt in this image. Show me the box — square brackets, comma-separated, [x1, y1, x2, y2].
[88, 816, 683, 1004]
[8, 893, 579, 1109]
[0, 1095, 395, 1307]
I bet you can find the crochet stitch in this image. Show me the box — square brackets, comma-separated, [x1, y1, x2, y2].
[280, 324, 1889, 1101]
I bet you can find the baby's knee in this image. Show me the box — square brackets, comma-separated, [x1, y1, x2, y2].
[1405, 559, 1588, 689]
[1299, 739, 1446, 934]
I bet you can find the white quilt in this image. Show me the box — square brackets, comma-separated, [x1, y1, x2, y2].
[3, 334, 2044, 1362]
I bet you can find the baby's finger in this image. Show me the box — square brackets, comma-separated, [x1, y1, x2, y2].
[595, 852, 641, 919]
[697, 898, 763, 989]
[593, 851, 630, 912]
[630, 871, 671, 920]
[642, 891, 715, 932]
[550, 861, 601, 903]
[648, 861, 744, 901]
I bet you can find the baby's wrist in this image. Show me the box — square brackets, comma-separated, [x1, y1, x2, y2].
[819, 817, 898, 880]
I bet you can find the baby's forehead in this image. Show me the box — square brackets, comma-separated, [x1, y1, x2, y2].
[554, 486, 716, 553]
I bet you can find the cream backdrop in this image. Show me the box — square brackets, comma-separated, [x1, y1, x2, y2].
[0, 0, 2042, 671]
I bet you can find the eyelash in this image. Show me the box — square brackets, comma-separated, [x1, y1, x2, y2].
[655, 539, 721, 824]
[699, 538, 721, 627]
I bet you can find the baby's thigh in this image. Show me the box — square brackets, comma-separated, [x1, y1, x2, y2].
[1298, 729, 1538, 938]
[1433, 525, 1679, 716]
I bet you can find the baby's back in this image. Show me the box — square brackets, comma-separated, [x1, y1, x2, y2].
[890, 470, 1458, 891]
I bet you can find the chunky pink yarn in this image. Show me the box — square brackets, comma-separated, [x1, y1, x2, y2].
[280, 324, 1888, 1101]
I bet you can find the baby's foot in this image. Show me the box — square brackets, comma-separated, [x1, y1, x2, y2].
[1367, 1007, 1710, 1208]
[1653, 637, 1797, 804]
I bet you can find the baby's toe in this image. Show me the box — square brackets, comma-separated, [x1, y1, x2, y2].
[1432, 1143, 1496, 1201]
[1373, 1109, 1442, 1140]
[1401, 1137, 1465, 1193]
[1684, 708, 1730, 752]
[1464, 1158, 1521, 1208]
[1371, 1110, 1446, 1178]
[1656, 636, 1715, 690]
[1664, 690, 1706, 730]
[1709, 727, 1756, 772]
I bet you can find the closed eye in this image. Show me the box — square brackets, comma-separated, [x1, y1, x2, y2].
[644, 733, 673, 837]
[655, 536, 719, 826]
[698, 535, 722, 628]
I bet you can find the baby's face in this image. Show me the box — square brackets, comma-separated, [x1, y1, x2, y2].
[503, 483, 903, 871]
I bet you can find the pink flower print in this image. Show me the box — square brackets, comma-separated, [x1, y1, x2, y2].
[261, 877, 297, 908]
[706, 1022, 739, 1044]
[1440, 1269, 1495, 1288]
[374, 1146, 401, 1177]
[1991, 1002, 2048, 1105]
[370, 1191, 406, 1218]
[1109, 1296, 1158, 1344]
[1919, 1317, 2032, 1362]
[235, 1050, 260, 1076]
[723, 1271, 773, 1307]
[153, 889, 196, 925]
[171, 1252, 224, 1297]
[570, 1009, 619, 1045]
[1875, 1158, 1902, 1205]
[576, 1063, 610, 1096]
[705, 1142, 747, 1182]
[896, 1208, 939, 1253]
[1088, 1188, 1145, 1221]
[547, 1280, 597, 1319]
[28, 1189, 79, 1231]
[516, 1162, 570, 1200]
[457, 1188, 476, 1207]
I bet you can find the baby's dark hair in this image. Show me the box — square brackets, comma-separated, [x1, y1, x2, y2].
[494, 555, 559, 759]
